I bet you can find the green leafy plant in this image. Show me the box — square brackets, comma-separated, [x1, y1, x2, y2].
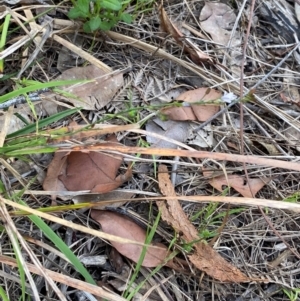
[68, 0, 133, 32]
[283, 192, 300, 203]
[283, 288, 300, 301]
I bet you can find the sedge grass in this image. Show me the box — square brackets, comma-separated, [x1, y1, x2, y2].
[0, 13, 11, 74]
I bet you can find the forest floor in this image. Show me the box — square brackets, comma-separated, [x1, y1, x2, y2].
[1, 0, 300, 300]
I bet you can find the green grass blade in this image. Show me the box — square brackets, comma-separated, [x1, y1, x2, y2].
[0, 285, 10, 301]
[125, 209, 161, 299]
[11, 236, 26, 301]
[7, 107, 80, 138]
[0, 80, 85, 103]
[0, 138, 48, 153]
[17, 200, 96, 285]
[0, 14, 11, 74]
[4, 146, 58, 156]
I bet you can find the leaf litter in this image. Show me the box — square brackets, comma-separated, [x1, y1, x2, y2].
[157, 164, 252, 282]
[90, 210, 169, 268]
[43, 135, 132, 195]
[46, 65, 124, 111]
[3, 0, 300, 299]
[200, 2, 243, 77]
[160, 87, 221, 122]
[146, 88, 221, 149]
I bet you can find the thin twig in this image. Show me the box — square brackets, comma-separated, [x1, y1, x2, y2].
[0, 88, 50, 109]
[258, 207, 300, 260]
[240, 0, 256, 198]
[193, 40, 300, 133]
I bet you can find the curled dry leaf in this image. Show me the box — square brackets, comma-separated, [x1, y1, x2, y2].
[209, 174, 272, 198]
[90, 210, 169, 268]
[54, 65, 123, 110]
[158, 164, 251, 282]
[160, 88, 221, 122]
[199, 2, 242, 77]
[43, 135, 132, 195]
[159, 3, 211, 63]
[199, 2, 236, 46]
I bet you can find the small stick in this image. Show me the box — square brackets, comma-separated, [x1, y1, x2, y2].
[0, 88, 49, 109]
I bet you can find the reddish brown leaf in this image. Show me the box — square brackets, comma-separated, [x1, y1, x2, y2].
[43, 151, 68, 193]
[160, 88, 221, 122]
[43, 136, 131, 194]
[157, 164, 251, 282]
[90, 210, 169, 267]
[58, 151, 122, 192]
[209, 175, 271, 198]
[160, 106, 196, 121]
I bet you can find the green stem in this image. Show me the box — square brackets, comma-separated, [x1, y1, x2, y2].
[0, 14, 11, 73]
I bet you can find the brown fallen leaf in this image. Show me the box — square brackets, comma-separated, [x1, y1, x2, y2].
[209, 175, 271, 198]
[90, 210, 169, 267]
[160, 88, 221, 122]
[43, 135, 131, 195]
[42, 151, 68, 198]
[145, 118, 190, 149]
[157, 164, 251, 282]
[199, 2, 242, 77]
[199, 2, 237, 46]
[159, 3, 211, 63]
[54, 65, 123, 110]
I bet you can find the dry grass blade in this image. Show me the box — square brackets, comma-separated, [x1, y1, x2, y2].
[0, 203, 40, 301]
[49, 123, 140, 143]
[58, 144, 300, 172]
[0, 196, 164, 248]
[0, 255, 126, 301]
[9, 195, 300, 213]
[0, 202, 67, 301]
[105, 31, 240, 92]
